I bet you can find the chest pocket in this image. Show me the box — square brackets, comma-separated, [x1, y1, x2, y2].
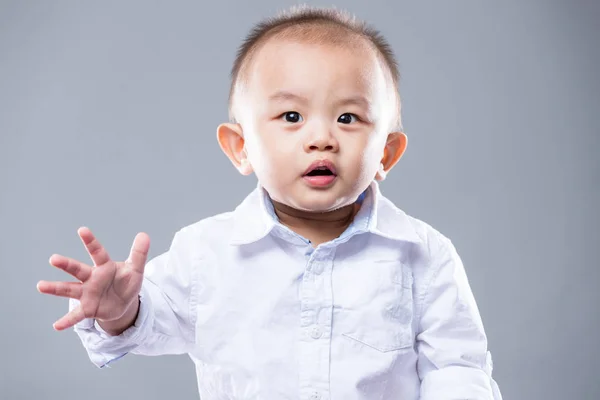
[341, 264, 415, 353]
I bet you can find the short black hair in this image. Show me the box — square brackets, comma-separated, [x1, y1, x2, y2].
[228, 5, 402, 130]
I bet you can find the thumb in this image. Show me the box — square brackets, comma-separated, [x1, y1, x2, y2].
[126, 232, 150, 273]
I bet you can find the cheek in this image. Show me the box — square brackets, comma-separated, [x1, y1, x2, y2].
[244, 129, 288, 174]
[352, 132, 384, 160]
[353, 135, 386, 174]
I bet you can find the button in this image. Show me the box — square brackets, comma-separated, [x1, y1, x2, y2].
[312, 263, 323, 275]
[310, 392, 321, 400]
[310, 326, 322, 339]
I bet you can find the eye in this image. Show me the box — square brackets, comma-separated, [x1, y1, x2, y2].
[281, 111, 303, 123]
[338, 113, 358, 124]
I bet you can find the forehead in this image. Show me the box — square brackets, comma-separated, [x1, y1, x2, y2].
[244, 36, 389, 101]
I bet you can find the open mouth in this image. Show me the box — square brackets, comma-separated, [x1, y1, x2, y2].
[303, 160, 338, 187]
[305, 166, 335, 177]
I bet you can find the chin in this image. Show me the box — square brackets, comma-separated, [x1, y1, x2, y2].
[290, 191, 352, 213]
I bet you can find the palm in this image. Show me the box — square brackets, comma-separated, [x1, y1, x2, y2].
[37, 227, 150, 330]
[82, 260, 143, 322]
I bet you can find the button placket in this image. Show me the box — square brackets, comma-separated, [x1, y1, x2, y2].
[299, 248, 333, 400]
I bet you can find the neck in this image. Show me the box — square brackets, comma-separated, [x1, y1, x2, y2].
[271, 200, 360, 246]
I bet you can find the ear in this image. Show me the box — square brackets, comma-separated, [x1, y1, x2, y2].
[216, 123, 253, 175]
[375, 132, 407, 181]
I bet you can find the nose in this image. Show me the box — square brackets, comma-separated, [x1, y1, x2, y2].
[303, 128, 339, 153]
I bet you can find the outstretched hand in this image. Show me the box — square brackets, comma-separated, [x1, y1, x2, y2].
[37, 227, 150, 331]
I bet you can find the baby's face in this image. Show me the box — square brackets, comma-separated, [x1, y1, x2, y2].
[229, 38, 402, 212]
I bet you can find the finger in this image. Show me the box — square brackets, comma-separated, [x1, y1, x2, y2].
[37, 280, 83, 300]
[49, 254, 93, 282]
[78, 226, 111, 266]
[53, 304, 86, 331]
[126, 232, 150, 274]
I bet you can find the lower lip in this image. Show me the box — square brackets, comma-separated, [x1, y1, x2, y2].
[303, 175, 337, 187]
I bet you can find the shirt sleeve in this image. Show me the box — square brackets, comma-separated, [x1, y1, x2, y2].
[69, 230, 198, 368]
[416, 234, 503, 400]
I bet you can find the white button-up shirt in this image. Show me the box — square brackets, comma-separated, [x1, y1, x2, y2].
[69, 181, 502, 400]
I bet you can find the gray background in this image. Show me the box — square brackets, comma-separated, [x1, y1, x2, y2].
[1, 0, 598, 399]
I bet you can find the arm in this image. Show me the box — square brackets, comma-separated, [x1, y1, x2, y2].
[416, 235, 502, 400]
[70, 230, 198, 368]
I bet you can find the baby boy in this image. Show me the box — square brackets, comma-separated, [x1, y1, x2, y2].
[38, 5, 502, 400]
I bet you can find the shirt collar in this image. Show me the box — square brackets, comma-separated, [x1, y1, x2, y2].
[229, 181, 422, 246]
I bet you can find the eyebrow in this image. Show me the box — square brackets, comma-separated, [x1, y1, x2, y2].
[268, 91, 309, 104]
[268, 91, 372, 109]
[336, 95, 371, 109]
